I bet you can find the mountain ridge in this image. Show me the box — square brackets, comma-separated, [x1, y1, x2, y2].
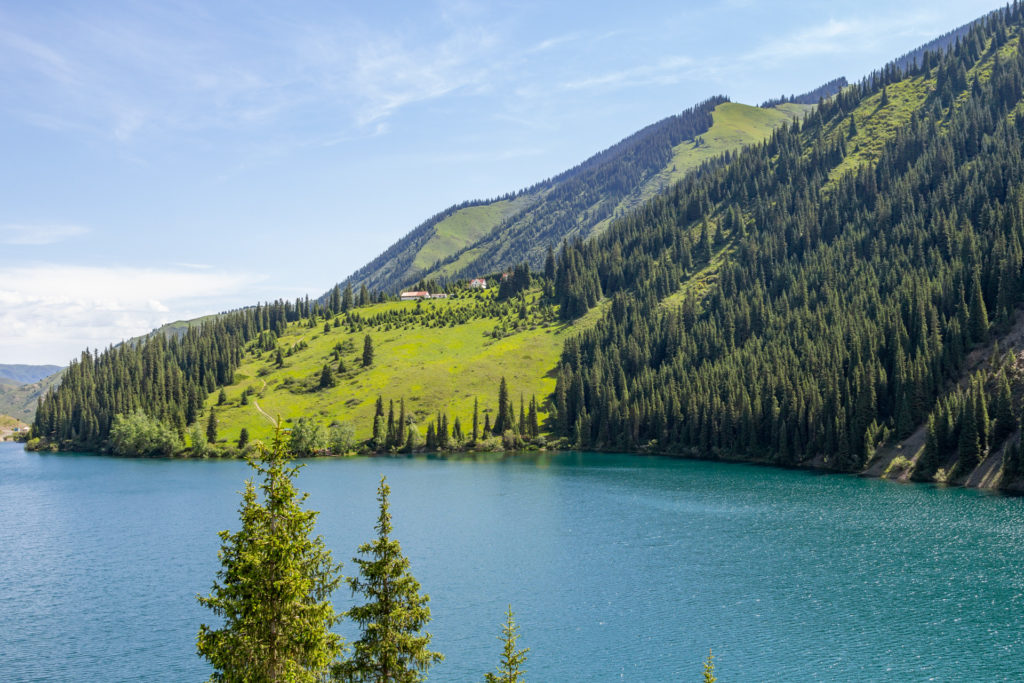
[28, 4, 1024, 493]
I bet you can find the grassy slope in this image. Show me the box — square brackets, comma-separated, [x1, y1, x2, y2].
[667, 102, 812, 182]
[411, 197, 534, 272]
[207, 290, 601, 446]
[589, 102, 812, 236]
[824, 34, 1019, 185]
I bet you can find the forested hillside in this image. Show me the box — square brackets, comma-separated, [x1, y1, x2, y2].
[336, 91, 836, 295]
[546, 5, 1024, 486]
[29, 4, 1024, 489]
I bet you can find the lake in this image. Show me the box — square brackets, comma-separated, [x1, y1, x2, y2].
[2, 441, 1024, 681]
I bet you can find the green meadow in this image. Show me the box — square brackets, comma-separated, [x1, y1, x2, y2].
[411, 196, 535, 272]
[206, 288, 598, 447]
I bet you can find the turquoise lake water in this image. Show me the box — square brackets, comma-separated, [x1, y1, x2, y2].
[3, 440, 1024, 681]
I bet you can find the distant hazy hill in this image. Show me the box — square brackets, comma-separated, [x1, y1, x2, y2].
[0, 370, 62, 421]
[0, 364, 62, 385]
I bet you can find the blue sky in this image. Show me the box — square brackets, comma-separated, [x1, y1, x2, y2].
[0, 0, 1005, 364]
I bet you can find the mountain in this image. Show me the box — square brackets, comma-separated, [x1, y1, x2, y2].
[0, 369, 63, 422]
[0, 364, 62, 385]
[29, 5, 1024, 490]
[334, 95, 826, 295]
[545, 5, 1024, 486]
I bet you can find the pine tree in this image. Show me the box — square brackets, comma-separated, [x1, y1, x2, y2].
[372, 397, 385, 447]
[218, 388, 227, 406]
[494, 377, 511, 434]
[197, 429, 343, 681]
[330, 284, 342, 315]
[702, 649, 716, 683]
[319, 364, 336, 390]
[916, 415, 940, 481]
[363, 335, 375, 367]
[237, 427, 249, 450]
[527, 397, 539, 438]
[342, 284, 354, 313]
[994, 371, 1015, 442]
[337, 477, 443, 682]
[484, 605, 528, 683]
[969, 271, 990, 344]
[207, 408, 218, 444]
[472, 398, 480, 443]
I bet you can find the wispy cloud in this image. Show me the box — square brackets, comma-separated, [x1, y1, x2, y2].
[0, 264, 263, 364]
[524, 32, 582, 54]
[293, 20, 499, 127]
[563, 56, 695, 91]
[0, 3, 508, 145]
[0, 224, 89, 245]
[742, 12, 942, 66]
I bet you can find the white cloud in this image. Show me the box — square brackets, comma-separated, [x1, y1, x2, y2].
[0, 264, 263, 364]
[0, 224, 89, 245]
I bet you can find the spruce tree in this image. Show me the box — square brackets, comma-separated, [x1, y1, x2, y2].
[494, 377, 511, 434]
[207, 408, 218, 444]
[484, 605, 528, 683]
[319, 364, 336, 390]
[237, 427, 250, 450]
[472, 398, 480, 443]
[702, 649, 716, 683]
[337, 477, 442, 682]
[342, 284, 354, 312]
[969, 271, 990, 343]
[197, 429, 343, 680]
[363, 335, 375, 367]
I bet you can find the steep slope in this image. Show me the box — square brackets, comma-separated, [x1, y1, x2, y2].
[336, 90, 839, 295]
[30, 6, 1021, 476]
[546, 6, 1024, 488]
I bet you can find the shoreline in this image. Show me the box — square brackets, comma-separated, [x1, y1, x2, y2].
[17, 438, 1022, 494]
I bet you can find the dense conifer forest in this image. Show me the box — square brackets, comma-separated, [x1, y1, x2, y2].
[547, 5, 1024, 481]
[30, 4, 1024, 487]
[339, 96, 728, 293]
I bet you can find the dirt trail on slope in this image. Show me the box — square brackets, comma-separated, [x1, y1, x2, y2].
[252, 379, 277, 426]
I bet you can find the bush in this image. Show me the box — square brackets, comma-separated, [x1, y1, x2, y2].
[328, 422, 356, 455]
[190, 424, 212, 458]
[109, 412, 182, 457]
[289, 417, 327, 456]
[882, 455, 914, 478]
